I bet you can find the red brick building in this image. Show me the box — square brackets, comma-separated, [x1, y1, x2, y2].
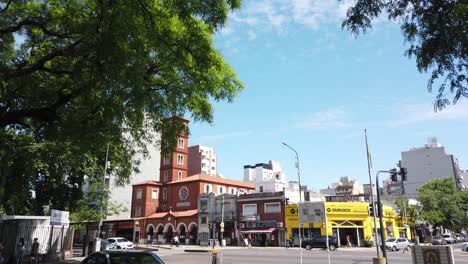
[237, 192, 286, 247]
[129, 117, 254, 244]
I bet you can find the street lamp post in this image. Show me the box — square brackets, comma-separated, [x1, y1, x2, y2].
[282, 142, 303, 264]
[376, 170, 389, 263]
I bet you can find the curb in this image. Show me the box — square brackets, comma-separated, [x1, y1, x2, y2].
[184, 249, 220, 253]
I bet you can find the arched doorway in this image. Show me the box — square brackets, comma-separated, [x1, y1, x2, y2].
[188, 222, 198, 245]
[156, 224, 164, 243]
[164, 223, 174, 243]
[177, 223, 187, 244]
[146, 224, 155, 244]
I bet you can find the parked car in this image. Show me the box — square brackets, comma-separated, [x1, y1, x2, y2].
[385, 237, 410, 251]
[107, 237, 135, 249]
[88, 239, 117, 252]
[81, 250, 165, 264]
[301, 236, 339, 251]
[431, 236, 447, 245]
[461, 243, 468, 252]
[455, 235, 464, 243]
[442, 234, 455, 244]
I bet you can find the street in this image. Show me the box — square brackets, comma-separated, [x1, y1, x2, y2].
[158, 247, 468, 264]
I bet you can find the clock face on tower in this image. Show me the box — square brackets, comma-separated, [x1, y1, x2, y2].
[179, 186, 189, 200]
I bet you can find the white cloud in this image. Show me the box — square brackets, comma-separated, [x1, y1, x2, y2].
[387, 102, 468, 127]
[197, 130, 253, 143]
[220, 26, 234, 36]
[295, 107, 352, 130]
[247, 30, 257, 40]
[229, 0, 356, 32]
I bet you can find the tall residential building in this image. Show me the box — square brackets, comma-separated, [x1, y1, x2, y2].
[243, 160, 287, 193]
[243, 160, 320, 203]
[188, 145, 218, 176]
[398, 138, 464, 196]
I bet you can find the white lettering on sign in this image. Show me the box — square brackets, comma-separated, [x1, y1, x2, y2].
[177, 202, 190, 207]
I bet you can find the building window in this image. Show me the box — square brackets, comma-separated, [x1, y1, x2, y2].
[135, 206, 141, 217]
[243, 204, 257, 216]
[264, 202, 281, 213]
[259, 186, 264, 193]
[178, 171, 183, 180]
[177, 154, 184, 165]
[163, 188, 167, 200]
[163, 155, 170, 165]
[178, 138, 184, 149]
[136, 189, 142, 200]
[205, 184, 212, 193]
[212, 167, 216, 170]
[164, 171, 169, 182]
[218, 186, 225, 194]
[152, 189, 158, 200]
[229, 187, 237, 195]
[179, 186, 189, 200]
[201, 217, 207, 224]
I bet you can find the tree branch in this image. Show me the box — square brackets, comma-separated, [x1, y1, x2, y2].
[3, 41, 82, 80]
[0, 0, 12, 13]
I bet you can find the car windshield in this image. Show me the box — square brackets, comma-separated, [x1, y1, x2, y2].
[386, 238, 396, 242]
[117, 239, 128, 243]
[442, 235, 450, 238]
[433, 236, 442, 239]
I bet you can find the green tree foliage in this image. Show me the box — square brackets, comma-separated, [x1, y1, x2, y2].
[70, 178, 126, 230]
[394, 197, 418, 228]
[0, 0, 243, 215]
[342, 0, 467, 109]
[417, 178, 468, 232]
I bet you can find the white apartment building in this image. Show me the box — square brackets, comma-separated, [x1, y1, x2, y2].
[400, 138, 464, 196]
[243, 160, 321, 203]
[188, 145, 218, 176]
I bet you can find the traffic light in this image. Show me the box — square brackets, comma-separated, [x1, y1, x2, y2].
[400, 167, 407, 181]
[390, 168, 398, 182]
[368, 203, 374, 217]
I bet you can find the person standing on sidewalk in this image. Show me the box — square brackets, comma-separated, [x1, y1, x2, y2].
[30, 238, 39, 264]
[16, 238, 26, 264]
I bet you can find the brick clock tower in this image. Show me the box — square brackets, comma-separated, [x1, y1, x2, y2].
[158, 117, 189, 212]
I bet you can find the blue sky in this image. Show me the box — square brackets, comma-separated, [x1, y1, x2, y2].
[188, 0, 468, 191]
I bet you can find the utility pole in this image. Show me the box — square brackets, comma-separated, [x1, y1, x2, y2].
[364, 130, 380, 258]
[376, 171, 389, 264]
[221, 195, 224, 246]
[282, 142, 303, 264]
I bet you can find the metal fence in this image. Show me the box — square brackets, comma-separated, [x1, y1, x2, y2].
[0, 223, 73, 263]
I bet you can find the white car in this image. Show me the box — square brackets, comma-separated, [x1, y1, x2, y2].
[107, 237, 135, 249]
[386, 237, 410, 251]
[442, 234, 455, 244]
[461, 243, 468, 252]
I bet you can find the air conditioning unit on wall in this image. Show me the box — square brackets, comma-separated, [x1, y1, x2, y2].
[276, 222, 283, 228]
[239, 223, 245, 228]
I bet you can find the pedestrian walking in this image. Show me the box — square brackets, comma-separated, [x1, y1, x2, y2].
[30, 238, 39, 264]
[244, 237, 248, 248]
[402, 245, 410, 255]
[247, 234, 252, 248]
[16, 238, 26, 264]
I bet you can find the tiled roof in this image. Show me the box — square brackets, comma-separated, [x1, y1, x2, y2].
[147, 212, 168, 219]
[147, 209, 198, 219]
[171, 209, 198, 217]
[132, 181, 162, 186]
[167, 174, 255, 188]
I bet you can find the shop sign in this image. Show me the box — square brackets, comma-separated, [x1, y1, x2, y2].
[246, 220, 276, 228]
[177, 202, 190, 207]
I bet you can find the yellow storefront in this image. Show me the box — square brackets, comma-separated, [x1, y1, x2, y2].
[285, 202, 399, 247]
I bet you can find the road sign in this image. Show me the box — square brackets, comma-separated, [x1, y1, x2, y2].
[220, 228, 225, 233]
[50, 209, 69, 226]
[299, 202, 325, 224]
[220, 222, 225, 228]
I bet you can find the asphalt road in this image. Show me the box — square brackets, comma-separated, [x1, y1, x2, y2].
[159, 247, 468, 264]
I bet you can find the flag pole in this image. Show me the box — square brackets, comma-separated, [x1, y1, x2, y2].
[365, 129, 380, 258]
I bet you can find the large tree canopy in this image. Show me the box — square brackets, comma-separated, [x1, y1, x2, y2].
[343, 0, 467, 109]
[417, 178, 468, 232]
[0, 0, 243, 215]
